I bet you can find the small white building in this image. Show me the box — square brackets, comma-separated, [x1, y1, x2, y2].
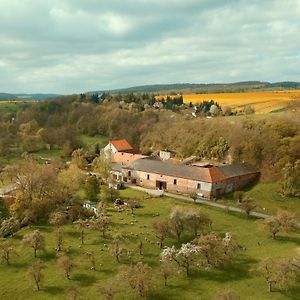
[83, 201, 99, 216]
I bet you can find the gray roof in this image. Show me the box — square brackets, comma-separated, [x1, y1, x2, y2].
[111, 163, 122, 172]
[219, 164, 259, 178]
[124, 158, 214, 182]
[123, 159, 259, 182]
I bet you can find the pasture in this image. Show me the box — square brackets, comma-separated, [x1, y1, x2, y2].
[0, 188, 300, 300]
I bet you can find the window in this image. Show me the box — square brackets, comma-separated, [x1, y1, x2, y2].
[174, 179, 177, 185]
[197, 183, 201, 189]
[147, 174, 150, 180]
[128, 171, 131, 177]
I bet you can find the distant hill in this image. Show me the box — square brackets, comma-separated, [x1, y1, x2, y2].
[0, 93, 62, 101]
[90, 81, 300, 95]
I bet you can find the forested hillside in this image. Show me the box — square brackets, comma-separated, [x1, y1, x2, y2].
[0, 93, 299, 185]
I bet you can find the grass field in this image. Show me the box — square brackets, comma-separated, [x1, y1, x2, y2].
[221, 183, 300, 218]
[0, 100, 34, 113]
[1, 188, 300, 300]
[79, 135, 109, 149]
[158, 90, 300, 113]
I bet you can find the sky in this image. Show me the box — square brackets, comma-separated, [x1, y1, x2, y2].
[0, 0, 299, 94]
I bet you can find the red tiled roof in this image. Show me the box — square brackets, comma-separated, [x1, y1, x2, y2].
[110, 139, 133, 152]
[111, 152, 147, 164]
[208, 167, 227, 183]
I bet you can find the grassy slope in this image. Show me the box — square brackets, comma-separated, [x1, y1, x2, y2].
[0, 189, 299, 300]
[220, 182, 300, 217]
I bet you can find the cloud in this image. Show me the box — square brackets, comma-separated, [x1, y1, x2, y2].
[0, 0, 299, 93]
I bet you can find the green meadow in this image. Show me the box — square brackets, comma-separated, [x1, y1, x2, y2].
[0, 188, 299, 300]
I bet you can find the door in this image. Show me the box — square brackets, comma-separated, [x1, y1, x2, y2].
[156, 180, 167, 190]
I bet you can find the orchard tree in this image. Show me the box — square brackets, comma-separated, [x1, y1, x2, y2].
[185, 210, 212, 237]
[160, 262, 175, 286]
[49, 211, 68, 226]
[262, 211, 298, 239]
[74, 219, 89, 246]
[196, 232, 239, 268]
[57, 254, 76, 280]
[22, 230, 45, 258]
[119, 262, 153, 298]
[0, 239, 17, 265]
[90, 216, 110, 238]
[55, 227, 64, 252]
[97, 279, 121, 300]
[161, 243, 201, 276]
[67, 286, 82, 300]
[169, 207, 186, 242]
[27, 260, 45, 291]
[153, 219, 170, 248]
[85, 251, 96, 270]
[110, 234, 126, 263]
[256, 257, 296, 292]
[238, 196, 257, 217]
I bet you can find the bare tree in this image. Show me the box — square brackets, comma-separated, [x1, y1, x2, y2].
[119, 262, 153, 298]
[185, 210, 212, 237]
[85, 251, 96, 270]
[90, 215, 110, 238]
[55, 227, 64, 252]
[110, 234, 126, 263]
[238, 196, 257, 218]
[27, 260, 45, 291]
[49, 211, 68, 226]
[153, 219, 170, 248]
[0, 239, 17, 265]
[97, 279, 121, 300]
[256, 257, 296, 292]
[263, 210, 298, 239]
[169, 207, 186, 242]
[22, 230, 45, 258]
[57, 254, 76, 280]
[74, 219, 89, 245]
[160, 262, 174, 286]
[67, 286, 82, 300]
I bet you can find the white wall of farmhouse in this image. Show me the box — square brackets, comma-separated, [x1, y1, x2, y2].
[122, 168, 213, 197]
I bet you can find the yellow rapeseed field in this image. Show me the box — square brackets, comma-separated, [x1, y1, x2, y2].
[158, 90, 300, 113]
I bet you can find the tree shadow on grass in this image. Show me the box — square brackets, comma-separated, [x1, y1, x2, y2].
[197, 256, 258, 283]
[66, 230, 80, 239]
[280, 280, 300, 300]
[43, 285, 64, 295]
[72, 273, 97, 287]
[40, 250, 56, 262]
[275, 235, 300, 245]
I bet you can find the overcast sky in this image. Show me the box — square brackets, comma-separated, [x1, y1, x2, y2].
[0, 0, 299, 94]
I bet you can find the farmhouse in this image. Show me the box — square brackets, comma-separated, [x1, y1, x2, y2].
[112, 157, 259, 199]
[104, 139, 135, 156]
[104, 140, 260, 198]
